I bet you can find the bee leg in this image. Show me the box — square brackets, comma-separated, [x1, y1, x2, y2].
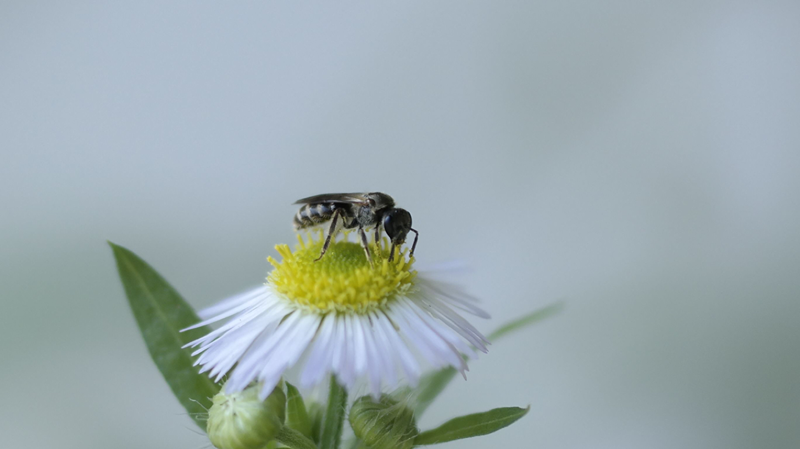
[315, 209, 341, 262]
[409, 228, 419, 258]
[388, 243, 397, 262]
[358, 226, 374, 268]
[374, 223, 381, 245]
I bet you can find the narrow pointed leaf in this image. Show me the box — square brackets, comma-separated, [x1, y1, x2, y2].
[109, 242, 219, 429]
[487, 301, 563, 341]
[320, 376, 348, 449]
[415, 406, 529, 445]
[414, 303, 562, 416]
[307, 401, 325, 444]
[413, 367, 458, 416]
[286, 382, 312, 439]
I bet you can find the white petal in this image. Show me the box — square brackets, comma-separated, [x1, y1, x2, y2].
[389, 300, 449, 368]
[183, 294, 266, 331]
[411, 301, 478, 362]
[256, 312, 320, 399]
[330, 315, 346, 373]
[185, 298, 279, 350]
[351, 315, 368, 376]
[361, 317, 384, 398]
[417, 278, 490, 318]
[414, 295, 488, 352]
[193, 303, 284, 378]
[226, 308, 302, 392]
[377, 309, 421, 386]
[196, 286, 268, 320]
[338, 314, 358, 388]
[207, 318, 278, 381]
[371, 312, 398, 387]
[300, 313, 337, 388]
[397, 299, 468, 371]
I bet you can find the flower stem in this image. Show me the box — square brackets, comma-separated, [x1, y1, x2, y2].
[275, 426, 319, 449]
[320, 375, 348, 449]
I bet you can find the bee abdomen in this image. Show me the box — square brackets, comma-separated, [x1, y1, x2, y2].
[293, 203, 337, 229]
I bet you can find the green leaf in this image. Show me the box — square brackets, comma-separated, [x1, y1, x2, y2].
[307, 401, 325, 444]
[109, 242, 219, 430]
[286, 382, 312, 439]
[320, 375, 348, 449]
[486, 301, 563, 341]
[413, 367, 458, 416]
[274, 426, 320, 449]
[415, 406, 529, 445]
[413, 302, 562, 416]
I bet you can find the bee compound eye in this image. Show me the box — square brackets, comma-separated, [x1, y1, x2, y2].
[382, 213, 396, 237]
[383, 209, 411, 242]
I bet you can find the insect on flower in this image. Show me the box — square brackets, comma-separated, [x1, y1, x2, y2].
[183, 232, 490, 400]
[293, 192, 419, 265]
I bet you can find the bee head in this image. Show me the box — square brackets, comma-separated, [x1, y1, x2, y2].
[382, 208, 412, 245]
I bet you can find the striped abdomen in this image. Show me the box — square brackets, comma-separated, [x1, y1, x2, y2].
[293, 203, 341, 230]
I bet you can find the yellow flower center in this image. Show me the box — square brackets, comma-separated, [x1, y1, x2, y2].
[267, 233, 417, 314]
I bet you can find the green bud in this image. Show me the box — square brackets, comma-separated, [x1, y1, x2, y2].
[349, 395, 418, 449]
[206, 383, 286, 449]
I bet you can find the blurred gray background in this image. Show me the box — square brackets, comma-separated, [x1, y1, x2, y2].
[2, 2, 799, 448]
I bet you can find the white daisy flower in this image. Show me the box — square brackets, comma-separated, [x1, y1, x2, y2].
[183, 234, 490, 399]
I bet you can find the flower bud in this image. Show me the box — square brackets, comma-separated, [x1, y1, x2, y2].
[206, 383, 286, 449]
[349, 395, 418, 449]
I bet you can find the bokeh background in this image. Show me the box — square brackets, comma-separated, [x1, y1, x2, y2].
[2, 2, 799, 448]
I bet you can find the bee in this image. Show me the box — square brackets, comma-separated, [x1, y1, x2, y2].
[293, 192, 418, 266]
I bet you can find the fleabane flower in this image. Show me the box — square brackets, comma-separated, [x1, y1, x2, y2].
[183, 234, 489, 399]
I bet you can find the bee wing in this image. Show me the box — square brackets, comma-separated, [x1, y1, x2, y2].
[293, 192, 368, 205]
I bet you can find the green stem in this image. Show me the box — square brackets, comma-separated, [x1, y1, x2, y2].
[320, 375, 348, 449]
[275, 426, 319, 449]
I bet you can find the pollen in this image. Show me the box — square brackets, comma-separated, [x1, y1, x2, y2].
[267, 233, 417, 314]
